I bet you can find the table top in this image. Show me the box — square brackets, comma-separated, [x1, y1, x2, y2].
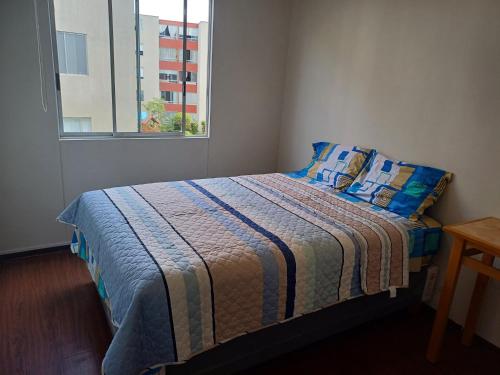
[444, 217, 500, 254]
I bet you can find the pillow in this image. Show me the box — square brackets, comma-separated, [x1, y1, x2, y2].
[346, 152, 452, 220]
[304, 142, 375, 190]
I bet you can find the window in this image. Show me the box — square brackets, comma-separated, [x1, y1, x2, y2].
[186, 93, 197, 105]
[159, 24, 179, 38]
[187, 27, 198, 40]
[53, 0, 212, 137]
[56, 31, 88, 75]
[160, 70, 178, 82]
[161, 91, 179, 103]
[181, 71, 197, 83]
[159, 47, 177, 61]
[181, 49, 197, 63]
[179, 26, 199, 40]
[63, 117, 92, 132]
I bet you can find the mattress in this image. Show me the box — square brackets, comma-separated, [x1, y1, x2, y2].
[59, 173, 442, 375]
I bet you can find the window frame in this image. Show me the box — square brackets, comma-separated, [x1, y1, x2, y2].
[159, 69, 178, 83]
[50, 0, 213, 139]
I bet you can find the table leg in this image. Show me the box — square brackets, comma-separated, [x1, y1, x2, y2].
[461, 253, 494, 346]
[426, 238, 465, 363]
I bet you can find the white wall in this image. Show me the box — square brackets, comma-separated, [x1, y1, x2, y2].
[208, 0, 291, 177]
[0, 0, 290, 254]
[278, 0, 500, 346]
[0, 0, 67, 253]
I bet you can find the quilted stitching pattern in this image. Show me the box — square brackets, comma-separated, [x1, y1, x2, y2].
[57, 173, 434, 375]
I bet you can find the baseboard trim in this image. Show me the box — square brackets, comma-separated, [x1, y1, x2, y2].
[0, 242, 70, 260]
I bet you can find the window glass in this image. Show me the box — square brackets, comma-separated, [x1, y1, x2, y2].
[55, 0, 211, 136]
[159, 47, 177, 61]
[160, 24, 179, 38]
[63, 117, 92, 132]
[160, 70, 178, 82]
[186, 92, 197, 104]
[161, 91, 179, 103]
[186, 0, 210, 136]
[54, 0, 113, 133]
[56, 31, 88, 75]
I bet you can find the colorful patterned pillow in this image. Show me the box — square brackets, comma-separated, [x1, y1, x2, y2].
[304, 142, 375, 190]
[346, 152, 452, 220]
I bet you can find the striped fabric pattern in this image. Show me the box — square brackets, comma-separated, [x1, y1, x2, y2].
[58, 173, 438, 375]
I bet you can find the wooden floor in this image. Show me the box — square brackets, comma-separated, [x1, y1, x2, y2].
[1, 248, 499, 375]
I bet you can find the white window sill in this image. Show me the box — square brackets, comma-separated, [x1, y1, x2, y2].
[59, 134, 209, 141]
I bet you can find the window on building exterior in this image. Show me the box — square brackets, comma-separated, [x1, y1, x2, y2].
[159, 24, 179, 39]
[53, 0, 212, 137]
[182, 71, 197, 83]
[161, 91, 179, 103]
[181, 49, 197, 63]
[63, 117, 92, 133]
[159, 47, 177, 61]
[56, 31, 88, 75]
[187, 27, 198, 40]
[186, 93, 197, 105]
[160, 70, 178, 82]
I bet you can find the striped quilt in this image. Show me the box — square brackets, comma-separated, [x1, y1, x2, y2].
[58, 173, 438, 375]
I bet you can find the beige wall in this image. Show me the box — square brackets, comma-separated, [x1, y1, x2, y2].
[279, 0, 500, 346]
[208, 0, 291, 176]
[0, 0, 68, 252]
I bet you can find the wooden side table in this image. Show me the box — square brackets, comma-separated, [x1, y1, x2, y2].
[426, 217, 500, 363]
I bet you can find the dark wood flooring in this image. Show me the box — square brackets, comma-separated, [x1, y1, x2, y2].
[1, 248, 499, 375]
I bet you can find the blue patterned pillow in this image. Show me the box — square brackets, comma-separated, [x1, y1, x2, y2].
[346, 152, 452, 220]
[298, 142, 375, 190]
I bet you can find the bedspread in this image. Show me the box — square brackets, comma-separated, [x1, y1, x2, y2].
[58, 173, 438, 375]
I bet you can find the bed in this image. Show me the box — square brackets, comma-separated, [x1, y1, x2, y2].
[58, 173, 442, 375]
